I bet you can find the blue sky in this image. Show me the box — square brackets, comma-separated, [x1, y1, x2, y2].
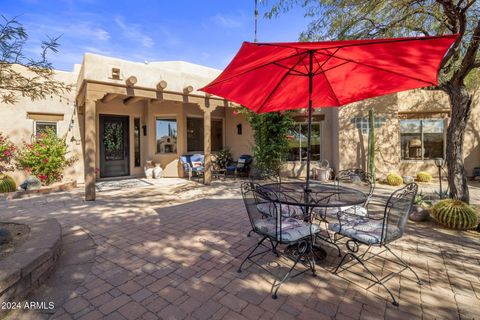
[3, 0, 311, 71]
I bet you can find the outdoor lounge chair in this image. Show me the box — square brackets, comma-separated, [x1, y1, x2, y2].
[331, 183, 421, 306]
[226, 155, 253, 178]
[179, 154, 204, 181]
[238, 182, 319, 299]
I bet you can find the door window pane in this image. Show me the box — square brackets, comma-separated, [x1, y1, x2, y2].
[212, 119, 223, 152]
[187, 118, 204, 152]
[134, 118, 141, 166]
[156, 119, 177, 154]
[187, 117, 223, 152]
[104, 119, 125, 160]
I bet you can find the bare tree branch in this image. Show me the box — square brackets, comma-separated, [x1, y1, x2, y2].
[454, 19, 480, 81]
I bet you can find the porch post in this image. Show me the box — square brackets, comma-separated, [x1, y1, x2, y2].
[203, 109, 212, 184]
[84, 92, 102, 201]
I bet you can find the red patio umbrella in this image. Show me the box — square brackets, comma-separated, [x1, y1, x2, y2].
[200, 35, 458, 189]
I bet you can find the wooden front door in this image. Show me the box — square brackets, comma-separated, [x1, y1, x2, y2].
[99, 115, 130, 178]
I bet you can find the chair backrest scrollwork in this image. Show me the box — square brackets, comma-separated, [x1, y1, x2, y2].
[381, 183, 418, 244]
[335, 169, 375, 206]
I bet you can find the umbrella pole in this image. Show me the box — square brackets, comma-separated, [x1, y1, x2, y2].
[305, 50, 313, 192]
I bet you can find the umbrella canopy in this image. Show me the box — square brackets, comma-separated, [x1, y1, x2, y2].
[199, 35, 458, 188]
[200, 35, 457, 113]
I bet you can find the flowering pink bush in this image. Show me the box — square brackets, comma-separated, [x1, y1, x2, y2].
[16, 129, 76, 185]
[0, 133, 16, 173]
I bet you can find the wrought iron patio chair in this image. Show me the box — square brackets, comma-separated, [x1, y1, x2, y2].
[249, 166, 281, 185]
[312, 169, 375, 255]
[331, 183, 421, 306]
[333, 169, 375, 216]
[238, 182, 319, 299]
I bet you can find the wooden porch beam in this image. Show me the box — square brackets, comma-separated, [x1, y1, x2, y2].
[101, 93, 120, 104]
[123, 96, 145, 105]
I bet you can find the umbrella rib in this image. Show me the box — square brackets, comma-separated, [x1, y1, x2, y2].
[203, 51, 308, 88]
[312, 48, 341, 75]
[317, 64, 341, 106]
[256, 52, 310, 113]
[273, 62, 309, 76]
[315, 51, 437, 85]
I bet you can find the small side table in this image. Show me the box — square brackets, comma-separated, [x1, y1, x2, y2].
[212, 168, 226, 180]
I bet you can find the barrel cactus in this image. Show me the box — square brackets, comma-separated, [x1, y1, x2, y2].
[386, 173, 403, 186]
[416, 171, 432, 182]
[432, 199, 478, 230]
[0, 174, 16, 193]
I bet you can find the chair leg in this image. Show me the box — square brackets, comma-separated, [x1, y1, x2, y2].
[271, 250, 303, 299]
[384, 245, 423, 285]
[336, 252, 400, 306]
[247, 229, 253, 237]
[269, 239, 279, 257]
[334, 251, 399, 306]
[238, 236, 267, 273]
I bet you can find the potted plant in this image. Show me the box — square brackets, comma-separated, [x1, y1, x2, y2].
[409, 193, 433, 222]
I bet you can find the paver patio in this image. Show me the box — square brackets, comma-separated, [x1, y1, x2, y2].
[1, 179, 479, 320]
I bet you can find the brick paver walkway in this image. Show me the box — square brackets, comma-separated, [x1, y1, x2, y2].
[1, 179, 479, 319]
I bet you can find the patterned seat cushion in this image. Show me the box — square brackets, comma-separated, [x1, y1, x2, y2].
[254, 217, 319, 242]
[329, 214, 400, 244]
[257, 203, 304, 218]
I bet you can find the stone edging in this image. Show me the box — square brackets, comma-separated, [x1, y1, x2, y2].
[0, 219, 62, 317]
[0, 180, 77, 200]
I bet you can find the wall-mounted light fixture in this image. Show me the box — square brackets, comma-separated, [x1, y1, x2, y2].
[142, 125, 147, 136]
[237, 124, 242, 135]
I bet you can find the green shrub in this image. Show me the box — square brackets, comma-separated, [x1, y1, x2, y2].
[416, 171, 432, 182]
[432, 199, 478, 230]
[215, 149, 233, 169]
[386, 172, 403, 186]
[0, 174, 16, 193]
[246, 110, 294, 173]
[16, 129, 76, 185]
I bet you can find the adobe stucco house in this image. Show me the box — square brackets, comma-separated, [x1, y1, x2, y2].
[1, 53, 479, 200]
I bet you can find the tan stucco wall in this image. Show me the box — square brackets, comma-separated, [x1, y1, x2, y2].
[78, 53, 220, 98]
[225, 109, 254, 160]
[338, 89, 480, 180]
[0, 65, 83, 185]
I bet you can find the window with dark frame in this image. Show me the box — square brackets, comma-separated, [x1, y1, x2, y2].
[35, 121, 57, 136]
[187, 117, 223, 152]
[156, 118, 177, 154]
[134, 118, 141, 166]
[400, 119, 445, 160]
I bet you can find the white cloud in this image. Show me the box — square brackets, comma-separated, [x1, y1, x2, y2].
[114, 16, 154, 48]
[212, 13, 243, 28]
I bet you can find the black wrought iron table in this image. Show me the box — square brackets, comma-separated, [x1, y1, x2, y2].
[261, 181, 367, 261]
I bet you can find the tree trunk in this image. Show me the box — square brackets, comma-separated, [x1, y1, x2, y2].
[444, 82, 472, 203]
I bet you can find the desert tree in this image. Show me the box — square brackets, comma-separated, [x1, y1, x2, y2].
[0, 15, 71, 104]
